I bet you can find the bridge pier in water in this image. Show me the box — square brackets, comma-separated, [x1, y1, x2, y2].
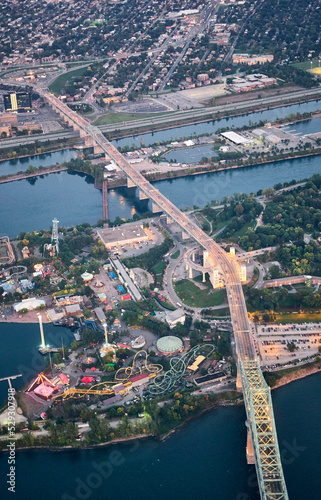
[102, 178, 108, 222]
[139, 189, 149, 200]
[246, 429, 255, 465]
[43, 92, 289, 500]
[127, 178, 136, 188]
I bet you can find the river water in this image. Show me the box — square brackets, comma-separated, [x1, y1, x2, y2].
[1, 101, 321, 237]
[0, 322, 320, 500]
[1, 153, 321, 238]
[1, 103, 321, 499]
[0, 149, 76, 177]
[113, 99, 321, 149]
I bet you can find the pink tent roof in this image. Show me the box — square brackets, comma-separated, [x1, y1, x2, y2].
[59, 373, 69, 384]
[34, 383, 56, 398]
[81, 376, 95, 385]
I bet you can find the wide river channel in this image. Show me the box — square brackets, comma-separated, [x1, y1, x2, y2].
[0, 102, 321, 500]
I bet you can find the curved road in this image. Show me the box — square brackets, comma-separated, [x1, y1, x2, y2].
[43, 91, 289, 500]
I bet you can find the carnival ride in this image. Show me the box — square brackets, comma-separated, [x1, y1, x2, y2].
[114, 350, 163, 382]
[0, 237, 15, 266]
[52, 346, 216, 401]
[27, 372, 58, 399]
[53, 380, 117, 401]
[84, 320, 100, 331]
[148, 344, 215, 396]
[54, 350, 163, 401]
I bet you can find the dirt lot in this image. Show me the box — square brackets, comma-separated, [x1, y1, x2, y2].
[212, 85, 304, 106]
[17, 392, 45, 419]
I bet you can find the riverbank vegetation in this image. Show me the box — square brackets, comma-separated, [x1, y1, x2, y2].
[0, 138, 77, 161]
[201, 193, 262, 240]
[240, 175, 321, 252]
[0, 390, 241, 451]
[263, 357, 321, 388]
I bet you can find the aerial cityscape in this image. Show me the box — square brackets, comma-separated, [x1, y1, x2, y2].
[0, 0, 321, 498]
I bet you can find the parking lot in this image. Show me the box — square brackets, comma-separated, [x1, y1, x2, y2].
[254, 323, 321, 368]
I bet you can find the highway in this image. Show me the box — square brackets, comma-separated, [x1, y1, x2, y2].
[43, 91, 288, 500]
[1, 86, 320, 152]
[43, 91, 256, 360]
[98, 86, 321, 133]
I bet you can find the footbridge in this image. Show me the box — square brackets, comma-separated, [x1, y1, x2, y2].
[44, 91, 288, 500]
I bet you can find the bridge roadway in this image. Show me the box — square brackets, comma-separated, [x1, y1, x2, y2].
[43, 91, 288, 500]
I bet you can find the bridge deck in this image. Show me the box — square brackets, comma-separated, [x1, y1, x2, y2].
[44, 92, 289, 500]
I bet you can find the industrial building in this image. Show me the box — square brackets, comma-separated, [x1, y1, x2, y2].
[97, 222, 149, 250]
[251, 128, 282, 144]
[221, 131, 253, 146]
[194, 371, 227, 386]
[110, 258, 142, 301]
[166, 308, 186, 329]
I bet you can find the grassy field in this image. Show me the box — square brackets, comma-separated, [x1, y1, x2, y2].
[274, 312, 321, 324]
[264, 358, 321, 387]
[153, 261, 167, 275]
[152, 260, 167, 286]
[217, 220, 256, 242]
[292, 59, 321, 72]
[49, 66, 90, 94]
[94, 110, 172, 126]
[202, 307, 230, 317]
[170, 250, 180, 259]
[175, 279, 226, 308]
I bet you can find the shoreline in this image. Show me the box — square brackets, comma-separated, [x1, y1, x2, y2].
[0, 148, 320, 189]
[270, 360, 321, 389]
[0, 361, 319, 454]
[105, 92, 321, 140]
[0, 92, 320, 163]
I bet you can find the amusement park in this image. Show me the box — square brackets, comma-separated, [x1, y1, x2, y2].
[21, 312, 230, 410]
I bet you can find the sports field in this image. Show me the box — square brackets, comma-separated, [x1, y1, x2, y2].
[310, 67, 321, 75]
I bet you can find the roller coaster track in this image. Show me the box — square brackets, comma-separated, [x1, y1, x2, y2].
[43, 91, 289, 500]
[53, 380, 116, 401]
[54, 350, 163, 401]
[149, 344, 215, 396]
[114, 350, 163, 382]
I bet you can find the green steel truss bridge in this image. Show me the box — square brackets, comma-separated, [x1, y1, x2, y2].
[42, 91, 289, 500]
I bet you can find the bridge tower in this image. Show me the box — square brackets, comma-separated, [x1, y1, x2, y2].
[51, 218, 59, 254]
[102, 173, 108, 222]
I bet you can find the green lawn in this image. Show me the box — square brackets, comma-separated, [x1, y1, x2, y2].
[49, 66, 90, 94]
[217, 220, 256, 242]
[174, 279, 226, 308]
[94, 111, 171, 126]
[292, 59, 321, 72]
[211, 219, 228, 233]
[275, 312, 321, 323]
[170, 250, 180, 259]
[202, 307, 230, 317]
[153, 261, 167, 275]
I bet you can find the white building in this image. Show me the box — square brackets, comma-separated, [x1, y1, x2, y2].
[13, 298, 46, 312]
[166, 308, 186, 329]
